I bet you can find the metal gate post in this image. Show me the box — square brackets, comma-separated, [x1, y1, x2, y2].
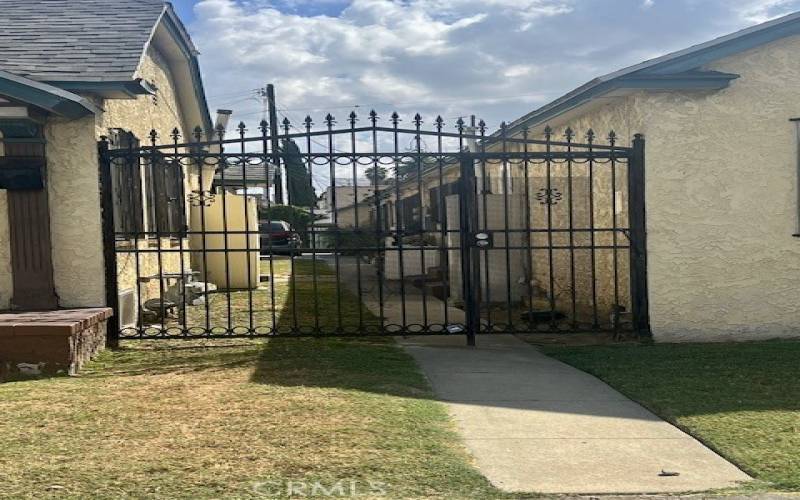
[98, 137, 120, 348]
[628, 134, 651, 337]
[459, 154, 481, 346]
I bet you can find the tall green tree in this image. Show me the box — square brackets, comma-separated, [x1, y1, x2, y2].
[282, 139, 316, 207]
[364, 165, 387, 184]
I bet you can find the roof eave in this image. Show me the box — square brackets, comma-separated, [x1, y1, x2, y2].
[505, 72, 739, 135]
[160, 5, 213, 133]
[0, 70, 100, 119]
[43, 79, 154, 98]
[503, 10, 800, 136]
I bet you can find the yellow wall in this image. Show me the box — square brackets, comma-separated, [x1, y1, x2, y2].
[190, 193, 259, 289]
[95, 47, 189, 141]
[525, 34, 800, 341]
[35, 45, 194, 309]
[96, 47, 192, 305]
[0, 190, 11, 309]
[45, 114, 107, 307]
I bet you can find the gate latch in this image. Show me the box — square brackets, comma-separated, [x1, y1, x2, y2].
[473, 232, 493, 248]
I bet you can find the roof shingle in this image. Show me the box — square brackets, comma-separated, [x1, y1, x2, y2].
[0, 0, 166, 82]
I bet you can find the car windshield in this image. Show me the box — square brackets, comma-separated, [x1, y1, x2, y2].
[260, 222, 288, 232]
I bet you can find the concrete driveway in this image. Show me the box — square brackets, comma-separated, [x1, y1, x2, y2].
[397, 334, 751, 495]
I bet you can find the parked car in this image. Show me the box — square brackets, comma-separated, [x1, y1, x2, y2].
[259, 220, 302, 255]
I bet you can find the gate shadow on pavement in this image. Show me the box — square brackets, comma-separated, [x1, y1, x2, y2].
[204, 256, 799, 423]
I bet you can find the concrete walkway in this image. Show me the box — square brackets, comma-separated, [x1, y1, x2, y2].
[397, 334, 751, 495]
[335, 256, 466, 327]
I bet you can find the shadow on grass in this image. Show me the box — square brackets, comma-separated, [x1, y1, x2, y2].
[82, 340, 265, 378]
[250, 336, 433, 399]
[544, 340, 800, 416]
[250, 268, 434, 399]
[544, 340, 800, 490]
[86, 259, 434, 401]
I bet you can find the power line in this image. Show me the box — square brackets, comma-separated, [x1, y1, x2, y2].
[225, 90, 549, 121]
[276, 108, 376, 191]
[206, 88, 261, 99]
[276, 109, 339, 190]
[279, 91, 551, 113]
[210, 95, 260, 108]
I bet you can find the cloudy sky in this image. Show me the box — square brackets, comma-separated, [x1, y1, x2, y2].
[170, 0, 800, 133]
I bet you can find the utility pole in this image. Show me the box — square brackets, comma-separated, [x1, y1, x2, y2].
[266, 84, 284, 204]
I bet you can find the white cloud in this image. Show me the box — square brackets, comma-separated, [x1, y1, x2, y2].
[192, 0, 577, 131]
[735, 0, 800, 22]
[190, 0, 794, 139]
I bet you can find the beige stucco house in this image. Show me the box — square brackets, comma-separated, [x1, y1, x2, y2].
[364, 13, 800, 342]
[498, 13, 800, 341]
[0, 1, 213, 320]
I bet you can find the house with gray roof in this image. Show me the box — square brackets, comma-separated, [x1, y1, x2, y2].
[0, 0, 213, 334]
[487, 11, 800, 342]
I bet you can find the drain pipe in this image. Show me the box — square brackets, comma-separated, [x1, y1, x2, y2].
[792, 118, 800, 237]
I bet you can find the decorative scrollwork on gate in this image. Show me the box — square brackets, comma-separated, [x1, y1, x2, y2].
[188, 189, 216, 207]
[536, 187, 563, 206]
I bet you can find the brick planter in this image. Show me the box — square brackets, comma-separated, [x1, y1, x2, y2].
[0, 308, 112, 378]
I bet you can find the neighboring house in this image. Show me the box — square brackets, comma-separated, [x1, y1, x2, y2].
[366, 13, 800, 342]
[212, 164, 276, 208]
[0, 0, 213, 313]
[492, 12, 800, 341]
[325, 183, 388, 227]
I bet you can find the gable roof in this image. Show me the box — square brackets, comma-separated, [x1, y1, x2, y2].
[505, 10, 800, 134]
[0, 0, 170, 82]
[0, 0, 212, 130]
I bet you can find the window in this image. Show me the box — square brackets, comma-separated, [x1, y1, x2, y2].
[399, 193, 422, 231]
[428, 182, 459, 223]
[383, 201, 393, 230]
[144, 151, 185, 237]
[109, 129, 185, 238]
[108, 130, 143, 237]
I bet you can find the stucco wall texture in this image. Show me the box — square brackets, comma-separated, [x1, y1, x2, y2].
[0, 191, 11, 309]
[45, 115, 106, 307]
[43, 46, 189, 308]
[530, 34, 800, 341]
[95, 47, 188, 141]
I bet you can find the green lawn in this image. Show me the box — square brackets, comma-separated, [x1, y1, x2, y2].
[266, 257, 337, 276]
[0, 255, 503, 499]
[543, 340, 800, 491]
[0, 338, 504, 499]
[173, 258, 377, 334]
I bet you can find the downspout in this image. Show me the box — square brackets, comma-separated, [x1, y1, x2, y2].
[791, 118, 800, 237]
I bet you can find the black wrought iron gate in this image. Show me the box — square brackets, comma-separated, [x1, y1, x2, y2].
[98, 112, 649, 345]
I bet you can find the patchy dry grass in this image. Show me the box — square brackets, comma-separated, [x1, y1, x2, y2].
[0, 338, 502, 499]
[0, 256, 501, 498]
